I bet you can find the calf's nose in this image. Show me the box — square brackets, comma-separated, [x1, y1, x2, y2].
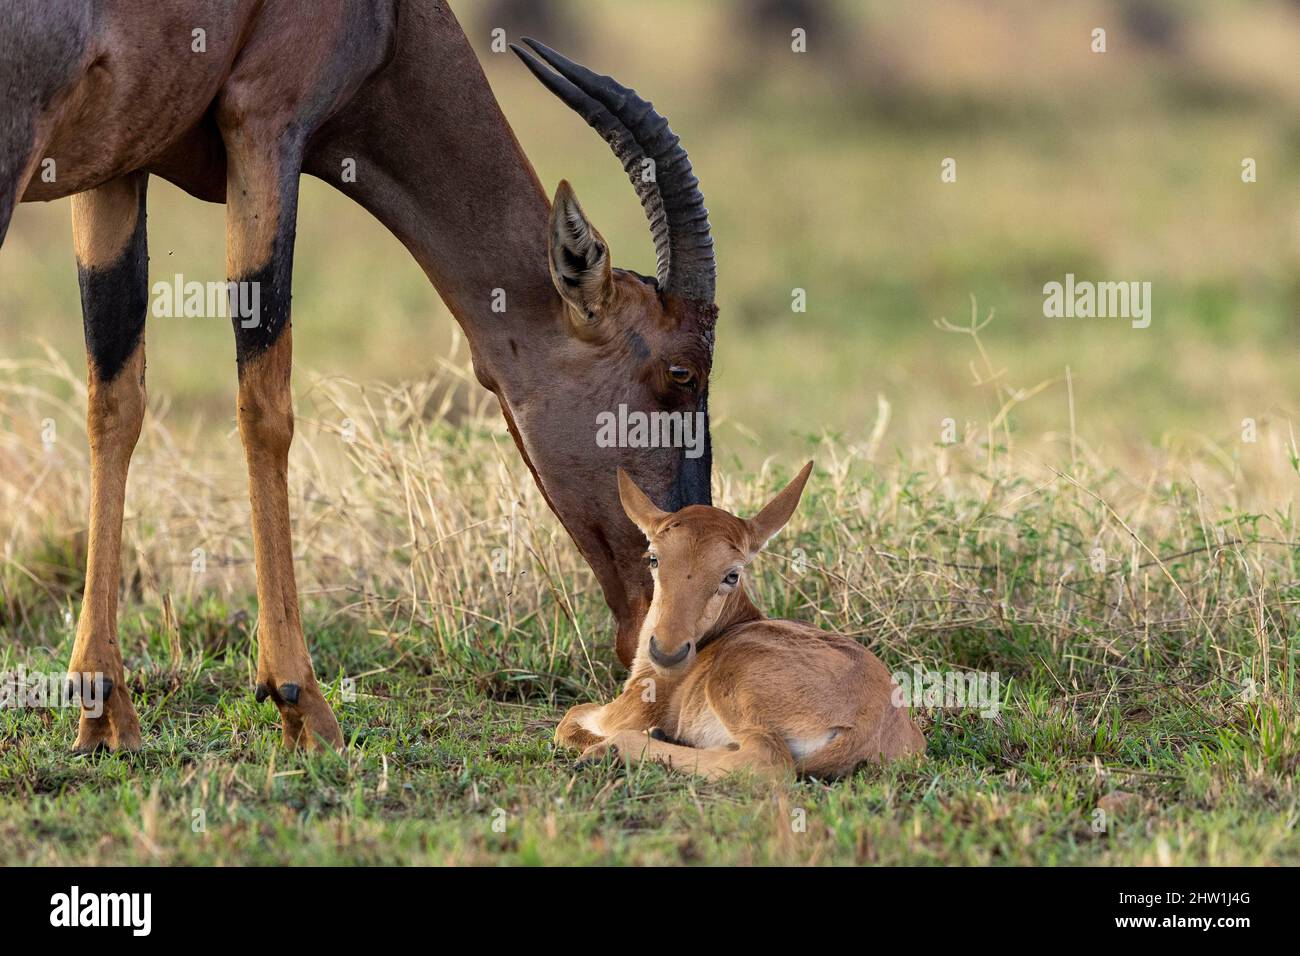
[648, 635, 692, 668]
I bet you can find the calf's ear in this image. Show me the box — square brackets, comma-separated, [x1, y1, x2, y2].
[746, 461, 813, 556]
[617, 467, 668, 539]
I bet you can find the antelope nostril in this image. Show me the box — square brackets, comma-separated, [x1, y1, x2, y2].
[648, 635, 692, 667]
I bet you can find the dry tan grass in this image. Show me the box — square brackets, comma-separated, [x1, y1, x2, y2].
[2, 332, 1297, 867]
[3, 320, 1296, 712]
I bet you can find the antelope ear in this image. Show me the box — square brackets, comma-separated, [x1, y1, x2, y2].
[746, 461, 813, 556]
[617, 467, 668, 539]
[548, 180, 613, 325]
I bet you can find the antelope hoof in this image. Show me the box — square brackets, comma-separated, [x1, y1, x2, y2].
[69, 679, 142, 754]
[265, 680, 343, 752]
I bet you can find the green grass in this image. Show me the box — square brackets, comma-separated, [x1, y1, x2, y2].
[3, 0, 1300, 866]
[2, 407, 1297, 864]
[2, 591, 1295, 865]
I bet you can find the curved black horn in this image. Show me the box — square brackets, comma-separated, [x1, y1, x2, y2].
[510, 37, 716, 303]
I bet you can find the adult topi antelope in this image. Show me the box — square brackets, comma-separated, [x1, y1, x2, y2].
[556, 464, 926, 779]
[0, 1, 718, 752]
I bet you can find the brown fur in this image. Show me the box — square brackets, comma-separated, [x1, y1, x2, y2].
[556, 464, 926, 780]
[70, 175, 139, 266]
[234, 333, 342, 750]
[62, 172, 148, 751]
[2, 0, 721, 750]
[67, 333, 146, 752]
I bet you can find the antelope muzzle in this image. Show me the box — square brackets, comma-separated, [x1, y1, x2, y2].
[648, 635, 693, 670]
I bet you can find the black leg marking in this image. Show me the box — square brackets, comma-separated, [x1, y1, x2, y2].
[64, 674, 114, 702]
[78, 187, 148, 382]
[230, 250, 293, 372]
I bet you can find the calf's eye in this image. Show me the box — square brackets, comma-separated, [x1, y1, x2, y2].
[722, 569, 739, 587]
[669, 366, 694, 386]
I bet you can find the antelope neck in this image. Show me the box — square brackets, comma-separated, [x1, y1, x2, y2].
[696, 587, 764, 652]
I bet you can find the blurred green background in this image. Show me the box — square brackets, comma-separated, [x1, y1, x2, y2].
[2, 0, 1297, 469]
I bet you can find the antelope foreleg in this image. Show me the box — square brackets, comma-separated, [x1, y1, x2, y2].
[221, 122, 341, 752]
[556, 702, 607, 751]
[580, 729, 794, 782]
[65, 172, 149, 753]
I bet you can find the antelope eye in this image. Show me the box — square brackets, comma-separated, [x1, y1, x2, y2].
[647, 553, 659, 570]
[722, 569, 740, 587]
[668, 365, 694, 386]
